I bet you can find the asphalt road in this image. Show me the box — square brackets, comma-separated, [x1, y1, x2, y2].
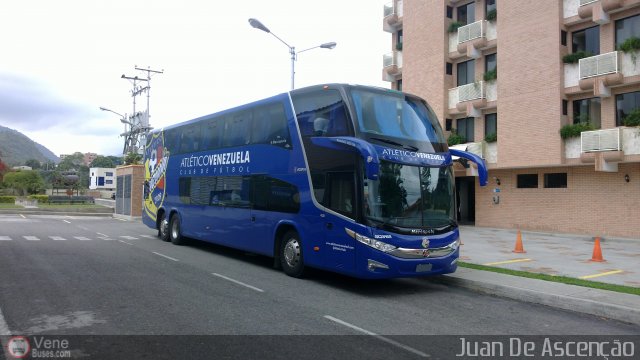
[0, 214, 638, 359]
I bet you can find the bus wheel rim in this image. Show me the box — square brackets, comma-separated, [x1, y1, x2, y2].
[283, 238, 300, 268]
[171, 219, 179, 239]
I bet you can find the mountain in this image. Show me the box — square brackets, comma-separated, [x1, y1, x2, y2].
[0, 125, 60, 166]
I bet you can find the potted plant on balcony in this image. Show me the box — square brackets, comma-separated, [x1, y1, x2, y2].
[486, 9, 497, 22]
[447, 129, 467, 146]
[483, 68, 497, 82]
[618, 36, 640, 65]
[396, 42, 403, 51]
[448, 21, 464, 33]
[484, 133, 497, 143]
[623, 108, 640, 127]
[559, 122, 595, 139]
[562, 51, 592, 64]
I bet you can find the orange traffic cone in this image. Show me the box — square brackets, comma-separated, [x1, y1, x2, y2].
[513, 230, 526, 253]
[589, 237, 605, 262]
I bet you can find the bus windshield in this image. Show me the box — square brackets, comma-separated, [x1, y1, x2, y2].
[364, 161, 455, 232]
[350, 88, 446, 151]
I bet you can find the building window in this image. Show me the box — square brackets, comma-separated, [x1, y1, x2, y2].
[457, 2, 475, 25]
[486, 0, 496, 15]
[616, 91, 640, 126]
[446, 6, 453, 19]
[457, 117, 474, 143]
[544, 173, 567, 188]
[573, 98, 601, 128]
[446, 118, 453, 131]
[446, 62, 453, 75]
[562, 100, 568, 116]
[485, 53, 496, 73]
[616, 14, 640, 49]
[105, 180, 113, 185]
[572, 26, 600, 55]
[105, 172, 113, 176]
[485, 113, 497, 138]
[396, 79, 403, 91]
[561, 30, 567, 46]
[517, 174, 538, 189]
[457, 59, 475, 86]
[397, 30, 403, 48]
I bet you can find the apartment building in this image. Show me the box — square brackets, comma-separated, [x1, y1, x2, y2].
[382, 0, 640, 238]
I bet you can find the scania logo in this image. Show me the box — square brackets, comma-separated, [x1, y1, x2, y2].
[421, 238, 430, 249]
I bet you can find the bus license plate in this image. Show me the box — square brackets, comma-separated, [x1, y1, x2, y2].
[416, 264, 432, 273]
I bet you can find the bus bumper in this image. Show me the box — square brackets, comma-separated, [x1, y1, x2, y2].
[354, 246, 459, 279]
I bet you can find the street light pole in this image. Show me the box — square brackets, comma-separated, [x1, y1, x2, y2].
[248, 18, 336, 90]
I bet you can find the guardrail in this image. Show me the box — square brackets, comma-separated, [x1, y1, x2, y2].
[581, 128, 621, 152]
[458, 20, 486, 44]
[579, 51, 618, 80]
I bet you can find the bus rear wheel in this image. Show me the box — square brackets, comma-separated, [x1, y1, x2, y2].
[170, 215, 186, 245]
[158, 213, 170, 242]
[280, 231, 306, 278]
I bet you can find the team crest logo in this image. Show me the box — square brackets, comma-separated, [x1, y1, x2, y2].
[421, 238, 430, 249]
[144, 132, 169, 221]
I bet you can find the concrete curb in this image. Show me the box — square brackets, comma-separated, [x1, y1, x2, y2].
[437, 268, 640, 325]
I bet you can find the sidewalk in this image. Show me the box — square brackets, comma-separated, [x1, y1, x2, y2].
[441, 226, 640, 325]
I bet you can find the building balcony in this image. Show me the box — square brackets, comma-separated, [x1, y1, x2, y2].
[448, 20, 496, 59]
[564, 127, 640, 171]
[448, 81, 497, 117]
[383, 0, 403, 33]
[577, 0, 624, 24]
[564, 51, 640, 96]
[382, 51, 402, 82]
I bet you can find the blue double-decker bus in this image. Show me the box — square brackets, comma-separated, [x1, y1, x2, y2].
[142, 84, 487, 279]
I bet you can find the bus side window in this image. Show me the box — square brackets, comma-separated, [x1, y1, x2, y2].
[326, 172, 355, 218]
[202, 117, 223, 151]
[179, 124, 201, 154]
[223, 111, 251, 147]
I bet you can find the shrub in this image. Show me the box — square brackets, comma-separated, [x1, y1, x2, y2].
[562, 51, 591, 64]
[619, 37, 640, 53]
[28, 195, 49, 202]
[448, 129, 467, 146]
[623, 108, 640, 127]
[448, 21, 464, 33]
[483, 68, 497, 81]
[486, 9, 497, 21]
[0, 196, 16, 204]
[560, 123, 594, 139]
[484, 133, 497, 143]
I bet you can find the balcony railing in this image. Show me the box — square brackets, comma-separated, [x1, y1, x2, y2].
[579, 0, 599, 6]
[579, 51, 619, 79]
[457, 20, 486, 44]
[581, 128, 621, 152]
[456, 81, 486, 103]
[383, 51, 402, 69]
[383, 2, 395, 17]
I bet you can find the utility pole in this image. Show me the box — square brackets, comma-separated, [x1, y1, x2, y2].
[120, 66, 163, 155]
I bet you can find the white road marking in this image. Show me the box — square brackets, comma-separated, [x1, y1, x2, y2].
[50, 236, 67, 241]
[63, 220, 71, 224]
[152, 252, 179, 262]
[120, 236, 139, 240]
[0, 305, 11, 335]
[96, 233, 109, 237]
[19, 214, 26, 219]
[115, 218, 127, 222]
[211, 273, 264, 293]
[140, 235, 156, 239]
[118, 240, 134, 246]
[23, 236, 40, 241]
[0, 236, 11, 241]
[323, 316, 429, 358]
[74, 236, 91, 241]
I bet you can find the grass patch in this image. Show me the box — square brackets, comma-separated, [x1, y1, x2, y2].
[36, 204, 108, 210]
[0, 204, 21, 209]
[459, 262, 640, 296]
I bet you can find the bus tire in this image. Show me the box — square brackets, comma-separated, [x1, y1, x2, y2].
[170, 214, 186, 246]
[159, 213, 170, 242]
[280, 230, 306, 278]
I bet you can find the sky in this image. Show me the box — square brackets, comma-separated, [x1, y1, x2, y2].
[0, 0, 391, 158]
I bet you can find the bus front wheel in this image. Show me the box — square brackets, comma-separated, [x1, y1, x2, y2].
[170, 215, 186, 246]
[280, 231, 306, 278]
[158, 213, 170, 242]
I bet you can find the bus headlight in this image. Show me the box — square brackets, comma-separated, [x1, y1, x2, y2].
[345, 228, 397, 253]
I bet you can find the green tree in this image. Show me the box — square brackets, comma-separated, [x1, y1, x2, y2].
[24, 159, 41, 169]
[89, 155, 115, 168]
[124, 152, 142, 165]
[107, 155, 124, 166]
[3, 170, 45, 195]
[57, 152, 84, 171]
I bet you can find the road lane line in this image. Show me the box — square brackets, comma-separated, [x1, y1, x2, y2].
[96, 232, 109, 237]
[153, 252, 179, 262]
[483, 258, 532, 266]
[63, 220, 71, 224]
[115, 218, 127, 222]
[19, 214, 26, 219]
[118, 240, 134, 246]
[140, 235, 156, 239]
[23, 236, 40, 241]
[323, 316, 429, 358]
[0, 306, 11, 335]
[120, 236, 139, 240]
[211, 273, 264, 293]
[579, 270, 624, 280]
[50, 236, 67, 241]
[0, 236, 11, 241]
[74, 236, 91, 241]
